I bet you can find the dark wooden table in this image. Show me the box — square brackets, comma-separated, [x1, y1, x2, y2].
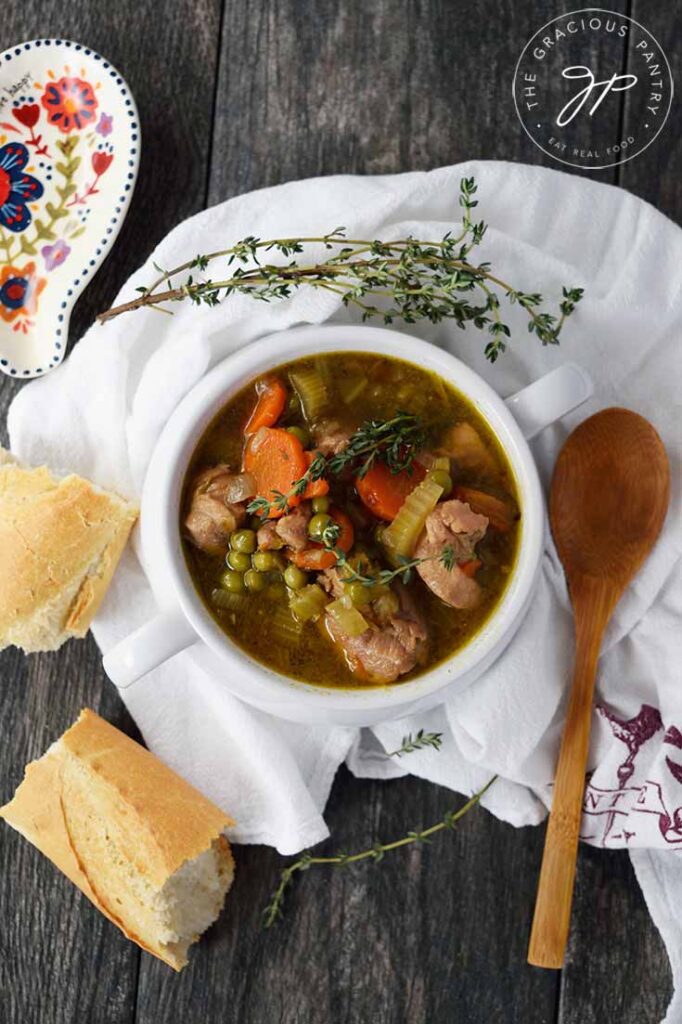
[1, 4, 679, 1022]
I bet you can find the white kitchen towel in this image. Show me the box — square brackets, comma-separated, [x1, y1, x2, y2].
[7, 162, 682, 1016]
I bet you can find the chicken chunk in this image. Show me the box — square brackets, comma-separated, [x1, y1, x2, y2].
[275, 504, 311, 550]
[415, 499, 488, 609]
[184, 465, 248, 556]
[321, 570, 428, 684]
[443, 422, 497, 476]
[256, 520, 282, 550]
[256, 504, 312, 551]
[313, 419, 352, 457]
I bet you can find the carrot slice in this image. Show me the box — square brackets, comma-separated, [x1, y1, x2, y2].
[301, 449, 330, 500]
[243, 427, 307, 518]
[290, 548, 336, 571]
[244, 377, 287, 434]
[455, 486, 515, 533]
[355, 461, 426, 521]
[290, 507, 355, 570]
[459, 559, 482, 578]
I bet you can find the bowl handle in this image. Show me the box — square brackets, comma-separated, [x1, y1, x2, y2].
[505, 363, 593, 440]
[102, 611, 197, 689]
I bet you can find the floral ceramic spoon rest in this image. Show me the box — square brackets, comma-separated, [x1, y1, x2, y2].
[0, 39, 139, 377]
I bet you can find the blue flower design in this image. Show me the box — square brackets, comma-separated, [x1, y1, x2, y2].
[0, 143, 44, 233]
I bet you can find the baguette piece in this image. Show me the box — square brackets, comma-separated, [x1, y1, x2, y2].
[0, 448, 138, 652]
[0, 709, 235, 970]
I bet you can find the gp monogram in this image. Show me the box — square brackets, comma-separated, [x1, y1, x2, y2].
[513, 8, 673, 170]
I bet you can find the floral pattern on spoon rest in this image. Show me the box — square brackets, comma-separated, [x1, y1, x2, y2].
[0, 38, 139, 378]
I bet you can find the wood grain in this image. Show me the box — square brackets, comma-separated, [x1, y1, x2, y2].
[619, 3, 682, 219]
[0, 1, 678, 1022]
[560, 845, 673, 1024]
[136, 769, 559, 1024]
[208, 0, 628, 202]
[0, 3, 222, 1023]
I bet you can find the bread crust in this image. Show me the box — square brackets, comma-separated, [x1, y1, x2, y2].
[0, 710, 235, 969]
[0, 451, 138, 652]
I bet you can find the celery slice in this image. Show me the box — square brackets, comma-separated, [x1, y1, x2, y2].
[211, 588, 248, 612]
[289, 584, 329, 623]
[290, 367, 328, 420]
[271, 604, 304, 645]
[383, 477, 444, 557]
[327, 597, 370, 636]
[431, 454, 451, 473]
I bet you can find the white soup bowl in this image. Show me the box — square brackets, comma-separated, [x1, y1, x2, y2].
[103, 325, 592, 726]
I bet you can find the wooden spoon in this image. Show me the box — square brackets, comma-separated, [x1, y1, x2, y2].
[528, 408, 670, 969]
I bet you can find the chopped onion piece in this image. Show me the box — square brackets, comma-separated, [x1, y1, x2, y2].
[223, 472, 257, 503]
[327, 597, 369, 637]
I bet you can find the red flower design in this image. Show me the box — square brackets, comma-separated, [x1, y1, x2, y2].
[40, 77, 98, 133]
[0, 262, 46, 323]
[91, 151, 113, 176]
[13, 104, 40, 129]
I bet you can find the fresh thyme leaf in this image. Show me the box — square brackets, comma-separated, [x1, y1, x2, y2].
[246, 496, 272, 518]
[244, 413, 424, 520]
[407, 830, 433, 845]
[328, 412, 425, 478]
[387, 729, 444, 757]
[329, 543, 467, 589]
[440, 544, 456, 571]
[190, 254, 210, 272]
[98, 178, 584, 364]
[262, 775, 497, 927]
[320, 520, 341, 548]
[246, 451, 328, 519]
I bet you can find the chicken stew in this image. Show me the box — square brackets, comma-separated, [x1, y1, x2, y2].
[182, 352, 520, 688]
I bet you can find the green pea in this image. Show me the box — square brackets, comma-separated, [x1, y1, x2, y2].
[231, 528, 257, 554]
[219, 569, 246, 593]
[429, 469, 453, 495]
[227, 550, 251, 573]
[347, 581, 373, 607]
[311, 495, 330, 514]
[284, 564, 308, 590]
[286, 425, 310, 447]
[308, 512, 333, 541]
[244, 569, 266, 592]
[252, 550, 281, 572]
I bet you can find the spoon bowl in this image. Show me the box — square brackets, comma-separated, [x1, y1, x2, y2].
[550, 408, 670, 586]
[528, 407, 670, 969]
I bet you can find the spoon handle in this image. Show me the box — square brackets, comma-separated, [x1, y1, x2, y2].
[528, 581, 611, 968]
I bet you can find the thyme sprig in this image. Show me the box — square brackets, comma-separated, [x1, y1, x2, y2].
[327, 412, 425, 479]
[246, 452, 327, 518]
[387, 729, 444, 757]
[321, 520, 459, 588]
[97, 178, 583, 363]
[333, 547, 457, 588]
[262, 775, 497, 927]
[246, 412, 424, 519]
